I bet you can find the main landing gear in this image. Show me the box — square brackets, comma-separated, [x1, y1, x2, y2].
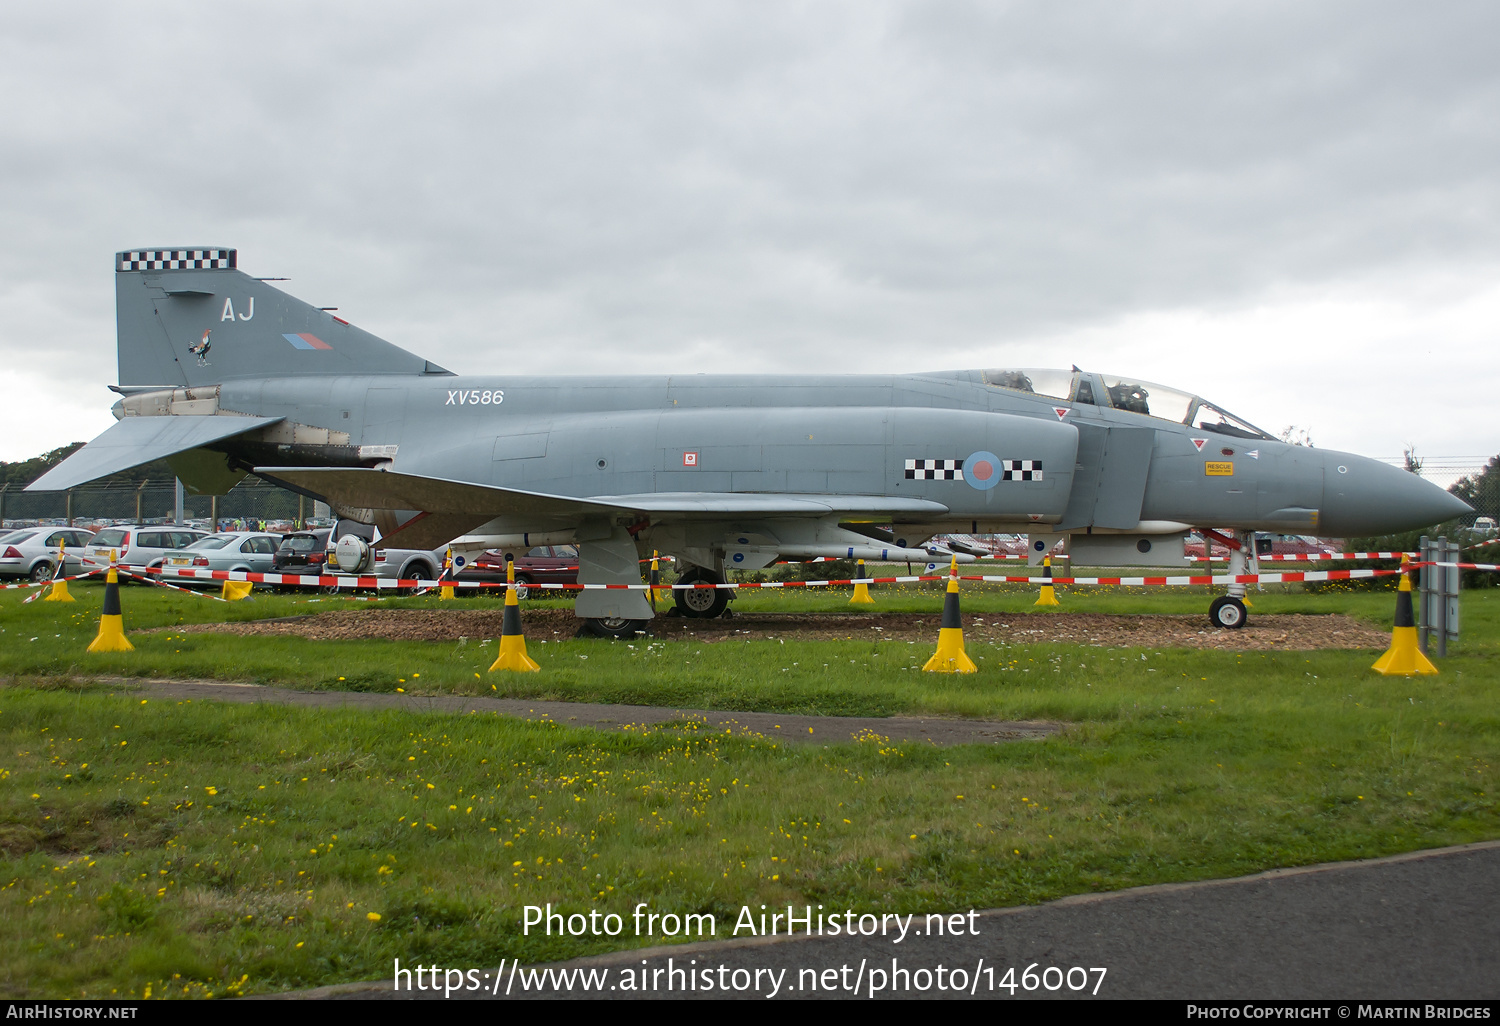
[674, 567, 729, 619]
[584, 616, 650, 638]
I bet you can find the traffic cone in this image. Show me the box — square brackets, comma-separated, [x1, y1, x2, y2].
[87, 555, 133, 653]
[1372, 557, 1438, 676]
[849, 558, 875, 605]
[922, 558, 977, 673]
[221, 580, 253, 601]
[489, 556, 539, 672]
[440, 548, 456, 600]
[650, 551, 663, 608]
[43, 544, 73, 602]
[1034, 555, 1060, 607]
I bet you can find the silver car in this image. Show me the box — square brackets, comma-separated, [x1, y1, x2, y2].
[161, 532, 284, 586]
[0, 527, 97, 582]
[84, 525, 211, 576]
[325, 518, 446, 590]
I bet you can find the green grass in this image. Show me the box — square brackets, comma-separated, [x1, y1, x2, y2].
[0, 580, 1496, 997]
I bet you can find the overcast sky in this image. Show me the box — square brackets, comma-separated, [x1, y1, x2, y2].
[2, 1, 1497, 468]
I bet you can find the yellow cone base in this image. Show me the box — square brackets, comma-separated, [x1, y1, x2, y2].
[849, 582, 875, 605]
[1371, 626, 1438, 676]
[489, 635, 540, 672]
[87, 614, 134, 653]
[922, 628, 977, 673]
[43, 579, 74, 602]
[221, 580, 253, 602]
[440, 585, 456, 600]
[1034, 586, 1059, 607]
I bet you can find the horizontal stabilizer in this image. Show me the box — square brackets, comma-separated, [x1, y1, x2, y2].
[27, 415, 284, 492]
[254, 467, 952, 522]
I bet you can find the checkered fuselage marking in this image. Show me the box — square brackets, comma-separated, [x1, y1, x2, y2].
[905, 458, 963, 480]
[905, 458, 1043, 481]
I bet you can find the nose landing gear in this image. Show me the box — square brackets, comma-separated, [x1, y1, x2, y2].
[1208, 595, 1247, 629]
[1204, 528, 1257, 629]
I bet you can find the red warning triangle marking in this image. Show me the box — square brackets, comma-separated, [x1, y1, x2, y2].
[1053, 407, 1071, 420]
[1191, 438, 1207, 451]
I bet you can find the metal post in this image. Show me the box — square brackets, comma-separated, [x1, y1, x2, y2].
[66, 489, 74, 527]
[1443, 537, 1461, 656]
[135, 480, 147, 522]
[0, 482, 8, 528]
[1433, 536, 1447, 658]
[1418, 535, 1431, 654]
[298, 494, 305, 529]
[174, 479, 184, 526]
[211, 494, 218, 531]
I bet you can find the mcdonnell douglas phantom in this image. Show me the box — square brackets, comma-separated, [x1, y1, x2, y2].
[30, 248, 1472, 633]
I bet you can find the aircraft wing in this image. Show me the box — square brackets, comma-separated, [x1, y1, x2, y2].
[27, 415, 285, 492]
[255, 467, 950, 523]
[590, 492, 951, 517]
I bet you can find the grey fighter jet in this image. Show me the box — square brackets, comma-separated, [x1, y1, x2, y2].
[29, 248, 1471, 633]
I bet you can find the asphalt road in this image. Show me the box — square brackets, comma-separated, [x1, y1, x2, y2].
[292, 840, 1500, 1001]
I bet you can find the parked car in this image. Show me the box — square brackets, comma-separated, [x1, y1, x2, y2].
[83, 525, 210, 577]
[0, 527, 96, 582]
[272, 529, 334, 576]
[324, 519, 446, 591]
[457, 544, 580, 598]
[162, 532, 284, 586]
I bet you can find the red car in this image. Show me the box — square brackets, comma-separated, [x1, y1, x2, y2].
[1185, 532, 1336, 561]
[458, 545, 580, 598]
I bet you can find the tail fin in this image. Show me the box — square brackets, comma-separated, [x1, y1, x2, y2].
[115, 247, 450, 387]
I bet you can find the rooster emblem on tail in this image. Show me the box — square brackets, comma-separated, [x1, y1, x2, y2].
[189, 329, 211, 366]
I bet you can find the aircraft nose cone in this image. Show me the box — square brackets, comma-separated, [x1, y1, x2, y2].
[1320, 452, 1473, 536]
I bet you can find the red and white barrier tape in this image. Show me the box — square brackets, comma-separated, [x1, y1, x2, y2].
[1188, 551, 1415, 562]
[118, 568, 228, 601]
[151, 565, 1413, 591]
[5, 567, 105, 592]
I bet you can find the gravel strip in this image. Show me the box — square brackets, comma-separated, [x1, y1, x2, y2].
[168, 608, 1390, 650]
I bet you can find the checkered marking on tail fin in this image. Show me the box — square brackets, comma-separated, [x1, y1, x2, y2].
[116, 249, 236, 272]
[1001, 460, 1043, 481]
[905, 458, 964, 481]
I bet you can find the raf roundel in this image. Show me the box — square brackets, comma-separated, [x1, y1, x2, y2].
[965, 450, 1002, 491]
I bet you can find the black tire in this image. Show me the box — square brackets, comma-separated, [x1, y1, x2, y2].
[674, 569, 728, 619]
[1208, 596, 1247, 629]
[584, 616, 649, 639]
[401, 562, 435, 596]
[29, 562, 53, 584]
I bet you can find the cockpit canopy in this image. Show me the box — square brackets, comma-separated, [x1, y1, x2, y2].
[981, 368, 1273, 441]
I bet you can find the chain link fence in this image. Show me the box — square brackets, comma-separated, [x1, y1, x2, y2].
[0, 478, 312, 529]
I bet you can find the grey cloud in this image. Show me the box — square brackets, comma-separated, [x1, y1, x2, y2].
[1, 1, 1497, 458]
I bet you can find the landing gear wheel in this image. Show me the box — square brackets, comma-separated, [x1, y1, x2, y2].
[1208, 596, 1247, 629]
[585, 616, 649, 639]
[512, 574, 532, 601]
[675, 569, 728, 619]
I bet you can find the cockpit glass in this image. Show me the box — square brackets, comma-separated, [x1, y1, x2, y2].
[1099, 375, 1194, 423]
[1189, 401, 1272, 440]
[981, 368, 1074, 400]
